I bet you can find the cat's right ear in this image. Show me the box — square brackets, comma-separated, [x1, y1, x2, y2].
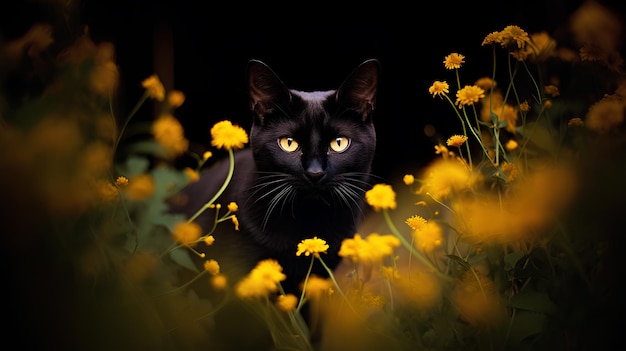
[247, 60, 291, 123]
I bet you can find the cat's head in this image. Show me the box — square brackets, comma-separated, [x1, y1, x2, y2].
[246, 59, 380, 194]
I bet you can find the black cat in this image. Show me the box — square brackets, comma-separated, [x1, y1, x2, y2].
[172, 59, 380, 296]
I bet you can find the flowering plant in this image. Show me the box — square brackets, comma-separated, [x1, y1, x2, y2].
[2, 2, 624, 350]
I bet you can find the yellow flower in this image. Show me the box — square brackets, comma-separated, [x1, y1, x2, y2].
[455, 85, 485, 108]
[519, 101, 531, 112]
[204, 235, 215, 246]
[210, 120, 249, 150]
[412, 221, 443, 253]
[365, 184, 397, 211]
[124, 174, 155, 201]
[235, 259, 286, 299]
[585, 95, 625, 133]
[115, 176, 129, 187]
[405, 215, 427, 231]
[167, 90, 186, 108]
[452, 271, 506, 327]
[276, 294, 298, 312]
[338, 233, 400, 264]
[296, 237, 329, 257]
[141, 74, 165, 101]
[446, 135, 468, 148]
[482, 31, 503, 46]
[443, 53, 465, 69]
[418, 159, 476, 201]
[494, 104, 518, 133]
[231, 215, 240, 231]
[428, 80, 449, 98]
[568, 117, 584, 127]
[474, 77, 496, 91]
[227, 202, 239, 212]
[152, 114, 189, 157]
[499, 25, 531, 50]
[183, 167, 199, 182]
[500, 162, 519, 183]
[505, 139, 518, 150]
[96, 180, 119, 203]
[544, 84, 560, 97]
[172, 221, 202, 247]
[203, 259, 220, 275]
[202, 151, 213, 160]
[211, 274, 228, 290]
[302, 275, 334, 299]
[402, 174, 415, 186]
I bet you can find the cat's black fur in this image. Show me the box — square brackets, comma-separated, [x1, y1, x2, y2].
[171, 59, 380, 295]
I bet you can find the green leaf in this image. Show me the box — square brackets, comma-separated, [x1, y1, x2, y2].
[506, 310, 548, 348]
[509, 290, 557, 315]
[169, 248, 199, 272]
[504, 251, 526, 271]
[446, 254, 471, 270]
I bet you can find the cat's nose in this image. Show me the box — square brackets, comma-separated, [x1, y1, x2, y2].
[305, 160, 325, 183]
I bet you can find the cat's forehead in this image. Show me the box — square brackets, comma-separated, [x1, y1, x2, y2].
[291, 90, 336, 102]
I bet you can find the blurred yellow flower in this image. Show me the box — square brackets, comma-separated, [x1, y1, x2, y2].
[365, 183, 397, 211]
[412, 221, 443, 253]
[276, 294, 298, 312]
[443, 53, 465, 69]
[211, 274, 227, 290]
[585, 94, 625, 133]
[96, 180, 119, 203]
[210, 120, 249, 150]
[167, 90, 186, 108]
[402, 174, 415, 185]
[544, 84, 560, 97]
[183, 167, 199, 182]
[152, 114, 189, 157]
[235, 259, 286, 299]
[394, 269, 442, 310]
[493, 103, 518, 133]
[455, 85, 485, 108]
[452, 271, 506, 327]
[141, 74, 165, 101]
[124, 174, 155, 201]
[302, 275, 334, 299]
[429, 81, 449, 98]
[296, 236, 329, 257]
[172, 221, 202, 247]
[203, 259, 220, 275]
[505, 139, 518, 150]
[338, 233, 400, 264]
[474, 77, 496, 91]
[418, 159, 475, 201]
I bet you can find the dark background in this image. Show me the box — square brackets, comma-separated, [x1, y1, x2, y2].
[3, 0, 625, 181]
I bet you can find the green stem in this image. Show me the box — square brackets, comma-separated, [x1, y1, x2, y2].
[382, 209, 438, 273]
[113, 91, 149, 157]
[188, 148, 235, 223]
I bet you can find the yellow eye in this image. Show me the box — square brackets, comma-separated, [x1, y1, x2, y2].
[329, 136, 351, 153]
[278, 137, 299, 152]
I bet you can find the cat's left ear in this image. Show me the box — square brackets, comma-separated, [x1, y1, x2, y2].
[336, 59, 380, 121]
[248, 59, 292, 123]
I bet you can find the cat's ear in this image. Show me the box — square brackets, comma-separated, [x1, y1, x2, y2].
[336, 59, 380, 121]
[248, 59, 291, 122]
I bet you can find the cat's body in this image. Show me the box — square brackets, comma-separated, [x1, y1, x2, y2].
[172, 59, 380, 295]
